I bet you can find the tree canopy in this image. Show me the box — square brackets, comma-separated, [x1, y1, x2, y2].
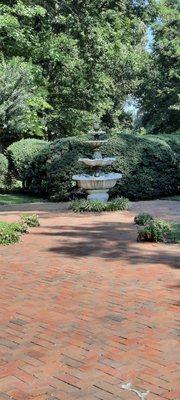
[0, 0, 179, 145]
[136, 0, 180, 133]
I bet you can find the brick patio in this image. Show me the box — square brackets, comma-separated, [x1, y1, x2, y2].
[0, 200, 179, 400]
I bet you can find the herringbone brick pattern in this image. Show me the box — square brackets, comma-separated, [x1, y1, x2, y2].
[0, 202, 179, 400]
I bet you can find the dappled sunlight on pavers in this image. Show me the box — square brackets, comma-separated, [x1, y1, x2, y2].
[0, 201, 179, 399]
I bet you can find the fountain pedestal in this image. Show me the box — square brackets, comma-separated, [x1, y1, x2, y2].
[72, 123, 122, 202]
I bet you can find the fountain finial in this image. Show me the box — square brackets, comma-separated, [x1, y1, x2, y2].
[94, 122, 100, 130]
[89, 122, 105, 140]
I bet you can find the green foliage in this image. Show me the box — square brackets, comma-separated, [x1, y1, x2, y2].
[6, 138, 49, 190]
[0, 193, 45, 205]
[71, 197, 130, 213]
[20, 214, 40, 227]
[0, 1, 177, 136]
[134, 212, 154, 225]
[0, 213, 39, 246]
[137, 0, 180, 134]
[43, 133, 180, 201]
[0, 57, 50, 147]
[137, 219, 172, 242]
[0, 0, 157, 137]
[170, 222, 180, 243]
[71, 199, 107, 213]
[0, 153, 8, 188]
[106, 197, 130, 211]
[0, 220, 20, 245]
[8, 221, 28, 234]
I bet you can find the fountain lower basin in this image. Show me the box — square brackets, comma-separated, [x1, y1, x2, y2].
[72, 172, 122, 201]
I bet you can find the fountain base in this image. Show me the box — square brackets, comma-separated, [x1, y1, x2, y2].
[87, 189, 109, 202]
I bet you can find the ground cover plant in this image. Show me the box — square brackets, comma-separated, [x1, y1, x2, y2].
[20, 214, 40, 227]
[71, 197, 130, 213]
[0, 214, 40, 245]
[0, 221, 20, 245]
[106, 197, 131, 211]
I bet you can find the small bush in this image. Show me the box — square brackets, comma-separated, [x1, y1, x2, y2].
[6, 139, 49, 191]
[107, 197, 130, 211]
[0, 222, 20, 245]
[71, 199, 107, 213]
[134, 212, 154, 226]
[10, 222, 28, 234]
[137, 219, 172, 243]
[20, 214, 40, 227]
[0, 215, 39, 245]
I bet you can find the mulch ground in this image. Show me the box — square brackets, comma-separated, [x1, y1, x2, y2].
[0, 200, 179, 400]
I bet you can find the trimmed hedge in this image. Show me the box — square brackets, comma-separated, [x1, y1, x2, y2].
[7, 133, 180, 201]
[0, 153, 8, 189]
[6, 139, 49, 192]
[46, 133, 180, 201]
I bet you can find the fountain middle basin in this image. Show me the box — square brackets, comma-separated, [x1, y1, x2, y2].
[78, 157, 116, 167]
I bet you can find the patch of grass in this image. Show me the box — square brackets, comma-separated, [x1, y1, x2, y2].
[0, 193, 46, 205]
[170, 222, 180, 243]
[161, 195, 180, 201]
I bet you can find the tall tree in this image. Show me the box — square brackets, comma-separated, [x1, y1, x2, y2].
[0, 0, 156, 139]
[137, 0, 180, 133]
[0, 57, 49, 147]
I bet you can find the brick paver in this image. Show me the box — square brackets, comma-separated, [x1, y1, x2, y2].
[0, 201, 179, 400]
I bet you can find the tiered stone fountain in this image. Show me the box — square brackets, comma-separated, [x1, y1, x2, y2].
[72, 123, 122, 202]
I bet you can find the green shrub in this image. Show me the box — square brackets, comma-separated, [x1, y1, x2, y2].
[7, 133, 180, 201]
[46, 133, 180, 201]
[20, 214, 40, 227]
[107, 197, 130, 211]
[6, 139, 49, 191]
[134, 212, 154, 225]
[71, 199, 107, 213]
[0, 154, 8, 189]
[0, 221, 20, 245]
[137, 219, 172, 242]
[10, 222, 28, 234]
